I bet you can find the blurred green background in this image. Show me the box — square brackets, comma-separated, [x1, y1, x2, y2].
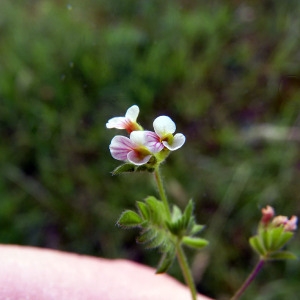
[1, 0, 300, 298]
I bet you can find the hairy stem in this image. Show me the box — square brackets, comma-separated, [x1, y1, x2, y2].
[154, 167, 197, 300]
[154, 167, 171, 219]
[231, 259, 265, 300]
[176, 244, 197, 300]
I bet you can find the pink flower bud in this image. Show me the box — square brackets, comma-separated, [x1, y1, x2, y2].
[284, 216, 298, 231]
[272, 215, 288, 227]
[261, 205, 275, 225]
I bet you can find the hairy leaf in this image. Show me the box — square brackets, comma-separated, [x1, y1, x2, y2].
[156, 251, 176, 274]
[171, 205, 182, 221]
[249, 235, 267, 256]
[145, 196, 166, 224]
[267, 251, 298, 261]
[190, 224, 205, 235]
[182, 236, 209, 249]
[182, 200, 193, 227]
[117, 210, 143, 228]
[144, 231, 166, 249]
[112, 163, 136, 175]
[137, 228, 157, 244]
[271, 230, 294, 251]
[136, 201, 149, 220]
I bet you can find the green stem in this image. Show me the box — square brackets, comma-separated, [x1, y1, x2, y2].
[154, 167, 171, 219]
[154, 167, 197, 300]
[176, 244, 197, 300]
[231, 259, 265, 300]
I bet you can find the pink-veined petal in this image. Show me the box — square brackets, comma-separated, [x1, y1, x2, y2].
[143, 131, 164, 153]
[125, 105, 139, 121]
[162, 133, 186, 151]
[106, 105, 141, 132]
[106, 117, 129, 129]
[127, 151, 152, 165]
[109, 135, 134, 161]
[153, 116, 176, 137]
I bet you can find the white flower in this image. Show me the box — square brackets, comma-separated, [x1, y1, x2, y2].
[106, 105, 142, 133]
[109, 131, 160, 165]
[146, 116, 185, 151]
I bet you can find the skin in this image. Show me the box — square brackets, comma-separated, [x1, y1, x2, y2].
[0, 245, 212, 300]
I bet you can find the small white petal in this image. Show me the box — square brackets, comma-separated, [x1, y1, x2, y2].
[162, 133, 186, 151]
[106, 117, 128, 129]
[130, 130, 148, 146]
[127, 151, 152, 165]
[153, 116, 176, 137]
[125, 105, 139, 121]
[109, 136, 134, 160]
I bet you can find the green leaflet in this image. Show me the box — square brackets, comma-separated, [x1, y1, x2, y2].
[117, 210, 143, 228]
[190, 224, 205, 235]
[112, 162, 155, 175]
[137, 196, 175, 252]
[183, 200, 193, 223]
[116, 195, 176, 273]
[266, 251, 298, 261]
[249, 235, 267, 256]
[250, 227, 296, 260]
[167, 200, 205, 238]
[137, 228, 158, 244]
[136, 201, 149, 220]
[182, 236, 209, 249]
[270, 226, 294, 251]
[144, 196, 167, 224]
[143, 231, 166, 249]
[117, 195, 208, 273]
[156, 250, 176, 274]
[112, 163, 136, 175]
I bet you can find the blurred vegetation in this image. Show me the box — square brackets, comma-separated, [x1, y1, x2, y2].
[1, 0, 300, 298]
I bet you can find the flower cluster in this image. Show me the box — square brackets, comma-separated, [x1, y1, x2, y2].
[261, 205, 298, 231]
[106, 105, 186, 166]
[249, 205, 297, 262]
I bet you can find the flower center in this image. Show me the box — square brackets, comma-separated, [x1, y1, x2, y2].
[137, 146, 151, 157]
[162, 133, 174, 145]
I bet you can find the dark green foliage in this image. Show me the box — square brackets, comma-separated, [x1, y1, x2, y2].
[128, 196, 177, 272]
[117, 210, 143, 228]
[135, 196, 173, 252]
[166, 200, 206, 241]
[156, 250, 176, 274]
[112, 163, 137, 175]
[249, 226, 296, 260]
[266, 251, 297, 261]
[112, 162, 155, 175]
[117, 196, 208, 273]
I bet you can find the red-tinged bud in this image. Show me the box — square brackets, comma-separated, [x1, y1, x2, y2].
[261, 205, 275, 225]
